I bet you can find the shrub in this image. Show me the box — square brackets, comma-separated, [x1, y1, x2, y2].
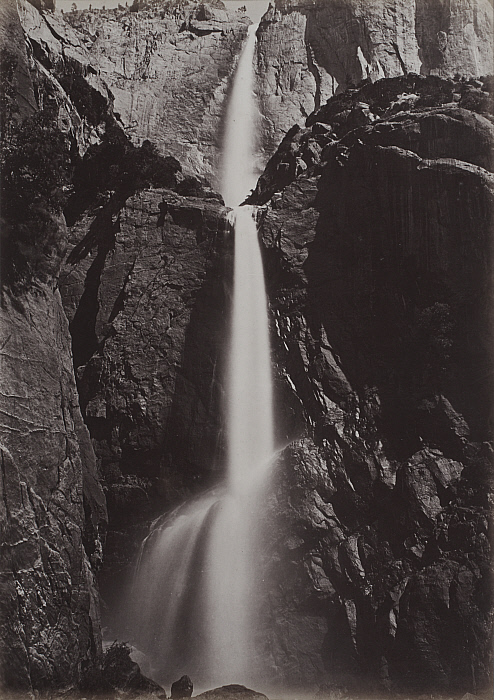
[1, 109, 71, 289]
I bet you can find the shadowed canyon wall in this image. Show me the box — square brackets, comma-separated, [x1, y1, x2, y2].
[60, 189, 232, 605]
[0, 0, 107, 690]
[250, 72, 494, 694]
[1, 0, 493, 695]
[1, 0, 230, 691]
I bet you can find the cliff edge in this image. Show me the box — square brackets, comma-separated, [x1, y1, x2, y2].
[256, 0, 494, 153]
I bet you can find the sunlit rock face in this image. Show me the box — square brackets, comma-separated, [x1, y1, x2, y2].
[250, 74, 494, 694]
[17, 0, 115, 154]
[255, 0, 494, 153]
[0, 288, 107, 693]
[66, 3, 251, 180]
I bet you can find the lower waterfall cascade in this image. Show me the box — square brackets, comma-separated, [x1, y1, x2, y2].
[126, 22, 275, 689]
[1, 0, 492, 692]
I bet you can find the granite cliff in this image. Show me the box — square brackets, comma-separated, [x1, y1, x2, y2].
[60, 186, 232, 610]
[0, 0, 108, 690]
[255, 0, 494, 154]
[1, 0, 230, 692]
[64, 0, 251, 180]
[249, 72, 494, 694]
[1, 0, 493, 695]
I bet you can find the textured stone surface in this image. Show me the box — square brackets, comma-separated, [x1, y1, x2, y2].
[17, 0, 116, 154]
[250, 75, 494, 693]
[170, 674, 193, 698]
[96, 641, 167, 699]
[255, 0, 494, 152]
[59, 188, 233, 609]
[3, 0, 494, 694]
[0, 287, 107, 692]
[197, 685, 268, 700]
[1, 0, 109, 691]
[66, 2, 251, 180]
[0, 0, 37, 122]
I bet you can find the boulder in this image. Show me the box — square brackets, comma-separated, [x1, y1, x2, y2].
[197, 686, 268, 700]
[171, 674, 193, 698]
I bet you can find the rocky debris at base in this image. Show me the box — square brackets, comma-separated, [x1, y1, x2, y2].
[171, 675, 193, 698]
[196, 686, 268, 700]
[97, 641, 167, 699]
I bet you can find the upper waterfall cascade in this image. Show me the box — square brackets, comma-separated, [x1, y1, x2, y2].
[127, 22, 275, 689]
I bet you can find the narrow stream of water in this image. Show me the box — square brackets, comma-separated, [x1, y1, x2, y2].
[127, 22, 273, 689]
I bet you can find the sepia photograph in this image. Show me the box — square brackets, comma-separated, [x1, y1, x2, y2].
[0, 0, 493, 698]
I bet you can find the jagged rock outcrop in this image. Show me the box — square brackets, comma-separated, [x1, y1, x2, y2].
[65, 1, 251, 179]
[91, 641, 167, 699]
[255, 0, 494, 153]
[59, 186, 232, 615]
[0, 0, 108, 690]
[0, 0, 37, 122]
[197, 685, 268, 700]
[249, 74, 493, 693]
[170, 674, 193, 698]
[17, 0, 116, 154]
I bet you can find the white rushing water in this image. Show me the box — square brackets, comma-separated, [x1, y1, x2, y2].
[128, 22, 273, 689]
[220, 23, 260, 208]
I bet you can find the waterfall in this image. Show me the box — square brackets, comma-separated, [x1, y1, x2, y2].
[220, 23, 259, 208]
[206, 23, 273, 680]
[127, 22, 273, 689]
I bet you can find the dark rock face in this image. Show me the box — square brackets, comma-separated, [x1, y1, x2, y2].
[0, 289, 106, 692]
[171, 674, 193, 698]
[0, 0, 116, 691]
[98, 642, 167, 699]
[27, 0, 55, 10]
[17, 0, 116, 155]
[197, 685, 268, 700]
[0, 0, 37, 123]
[250, 75, 493, 694]
[255, 0, 494, 154]
[59, 188, 232, 617]
[3, 0, 238, 688]
[0, 6, 108, 689]
[3, 2, 236, 682]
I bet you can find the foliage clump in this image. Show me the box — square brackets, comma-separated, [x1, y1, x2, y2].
[1, 107, 72, 290]
[1, 39, 181, 291]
